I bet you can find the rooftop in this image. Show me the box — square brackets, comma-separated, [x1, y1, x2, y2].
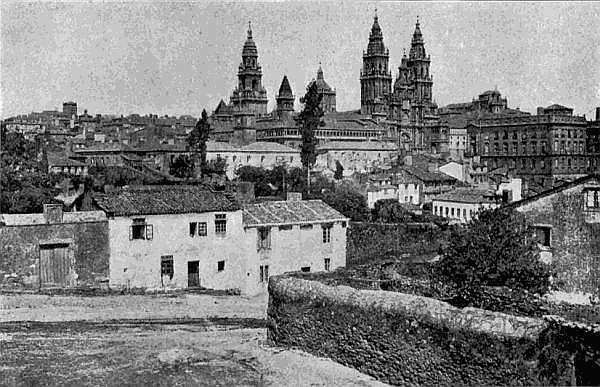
[0, 211, 106, 226]
[433, 188, 498, 204]
[243, 199, 348, 227]
[398, 165, 456, 183]
[93, 185, 239, 217]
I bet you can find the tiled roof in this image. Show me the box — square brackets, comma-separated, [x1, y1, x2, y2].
[240, 142, 298, 153]
[93, 185, 239, 217]
[243, 200, 348, 227]
[399, 165, 456, 183]
[433, 188, 497, 204]
[318, 141, 397, 151]
[0, 211, 106, 226]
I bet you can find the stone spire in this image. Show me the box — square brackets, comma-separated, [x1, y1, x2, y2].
[276, 75, 294, 116]
[241, 20, 258, 60]
[409, 17, 426, 60]
[317, 63, 324, 80]
[367, 12, 386, 55]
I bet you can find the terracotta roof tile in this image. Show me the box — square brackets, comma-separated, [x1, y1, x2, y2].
[243, 200, 348, 227]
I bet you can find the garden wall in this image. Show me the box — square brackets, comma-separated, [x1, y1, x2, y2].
[347, 222, 446, 265]
[268, 275, 600, 386]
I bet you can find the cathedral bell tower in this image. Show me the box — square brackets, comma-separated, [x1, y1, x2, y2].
[407, 17, 433, 108]
[360, 11, 392, 116]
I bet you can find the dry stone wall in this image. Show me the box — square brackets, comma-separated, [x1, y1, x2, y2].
[267, 276, 586, 386]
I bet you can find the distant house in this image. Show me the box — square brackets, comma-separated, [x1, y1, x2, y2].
[432, 189, 500, 223]
[47, 153, 88, 176]
[315, 141, 398, 175]
[0, 205, 109, 288]
[508, 174, 600, 295]
[242, 193, 349, 295]
[93, 185, 244, 292]
[394, 165, 457, 204]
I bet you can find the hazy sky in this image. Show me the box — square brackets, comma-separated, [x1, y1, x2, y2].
[1, 1, 599, 119]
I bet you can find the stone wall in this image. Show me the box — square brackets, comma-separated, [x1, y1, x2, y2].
[0, 221, 109, 288]
[516, 189, 600, 295]
[268, 276, 598, 386]
[347, 222, 445, 265]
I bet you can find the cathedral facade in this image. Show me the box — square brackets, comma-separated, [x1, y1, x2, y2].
[361, 15, 447, 154]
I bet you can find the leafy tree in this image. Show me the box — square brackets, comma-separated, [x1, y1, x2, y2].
[334, 160, 344, 180]
[372, 199, 413, 223]
[203, 157, 227, 176]
[321, 184, 370, 222]
[188, 109, 211, 173]
[235, 165, 273, 197]
[435, 208, 550, 302]
[297, 82, 324, 192]
[169, 155, 195, 179]
[0, 132, 61, 213]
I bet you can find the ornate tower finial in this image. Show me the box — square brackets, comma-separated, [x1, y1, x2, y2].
[247, 20, 252, 38]
[416, 15, 419, 25]
[374, 7, 377, 19]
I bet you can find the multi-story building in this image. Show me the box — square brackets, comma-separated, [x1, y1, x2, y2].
[62, 101, 77, 119]
[467, 104, 590, 186]
[92, 185, 347, 295]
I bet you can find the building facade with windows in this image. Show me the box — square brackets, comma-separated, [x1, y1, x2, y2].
[508, 174, 600, 296]
[467, 104, 590, 186]
[93, 185, 245, 291]
[241, 194, 348, 295]
[432, 189, 500, 224]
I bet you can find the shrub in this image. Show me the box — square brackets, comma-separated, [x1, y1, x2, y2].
[434, 208, 550, 303]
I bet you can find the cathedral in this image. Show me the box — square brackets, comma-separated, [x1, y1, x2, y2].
[360, 14, 446, 153]
[210, 16, 448, 154]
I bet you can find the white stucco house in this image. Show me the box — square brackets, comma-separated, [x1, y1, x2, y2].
[94, 185, 348, 295]
[241, 195, 349, 295]
[432, 188, 500, 224]
[94, 185, 246, 292]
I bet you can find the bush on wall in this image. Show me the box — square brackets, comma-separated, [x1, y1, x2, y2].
[434, 208, 551, 305]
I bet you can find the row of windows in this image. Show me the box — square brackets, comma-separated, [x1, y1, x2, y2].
[482, 128, 585, 141]
[256, 223, 340, 250]
[214, 154, 294, 164]
[131, 215, 227, 241]
[433, 205, 476, 220]
[483, 157, 590, 171]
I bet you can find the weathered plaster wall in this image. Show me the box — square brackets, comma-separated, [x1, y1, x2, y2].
[244, 222, 347, 295]
[0, 221, 109, 287]
[516, 186, 600, 295]
[108, 211, 247, 292]
[267, 276, 591, 386]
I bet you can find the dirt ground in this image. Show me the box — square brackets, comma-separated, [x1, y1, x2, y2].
[0, 293, 387, 386]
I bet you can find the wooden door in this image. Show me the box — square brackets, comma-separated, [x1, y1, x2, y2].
[39, 243, 72, 287]
[188, 261, 200, 288]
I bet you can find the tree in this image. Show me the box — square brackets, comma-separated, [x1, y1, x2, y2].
[334, 160, 344, 180]
[203, 157, 227, 176]
[372, 199, 413, 223]
[297, 82, 324, 193]
[188, 109, 211, 174]
[169, 155, 195, 179]
[435, 208, 550, 302]
[321, 184, 370, 222]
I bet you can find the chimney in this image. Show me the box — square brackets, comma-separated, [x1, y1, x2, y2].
[43, 204, 63, 224]
[286, 192, 302, 201]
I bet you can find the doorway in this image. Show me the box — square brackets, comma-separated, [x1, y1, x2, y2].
[39, 243, 72, 287]
[188, 261, 200, 288]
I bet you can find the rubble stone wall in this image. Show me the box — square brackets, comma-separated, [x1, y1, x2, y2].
[267, 276, 583, 386]
[0, 220, 109, 288]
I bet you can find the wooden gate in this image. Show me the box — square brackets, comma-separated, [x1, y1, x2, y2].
[39, 243, 72, 287]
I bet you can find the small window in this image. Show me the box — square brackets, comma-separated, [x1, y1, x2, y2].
[197, 222, 207, 236]
[215, 214, 227, 235]
[189, 222, 197, 237]
[324, 258, 331, 271]
[257, 227, 271, 250]
[301, 266, 311, 273]
[533, 226, 551, 248]
[259, 265, 269, 283]
[161, 255, 174, 280]
[322, 224, 332, 243]
[585, 189, 600, 209]
[300, 224, 313, 230]
[217, 260, 225, 272]
[341, 221, 347, 228]
[130, 218, 153, 240]
[278, 225, 293, 231]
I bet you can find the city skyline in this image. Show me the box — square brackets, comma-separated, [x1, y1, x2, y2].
[1, 1, 599, 119]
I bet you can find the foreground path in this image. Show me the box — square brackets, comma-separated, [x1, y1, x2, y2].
[0, 293, 268, 322]
[0, 293, 388, 386]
